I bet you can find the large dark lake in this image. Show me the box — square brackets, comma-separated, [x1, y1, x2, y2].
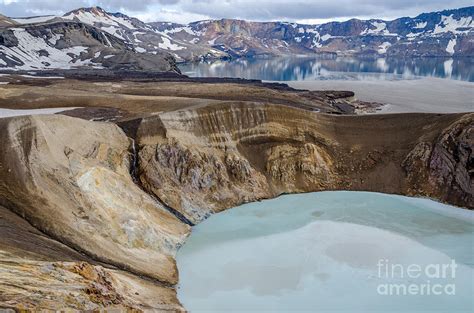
[179, 56, 474, 82]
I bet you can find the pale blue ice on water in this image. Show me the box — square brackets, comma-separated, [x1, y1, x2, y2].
[176, 191, 474, 312]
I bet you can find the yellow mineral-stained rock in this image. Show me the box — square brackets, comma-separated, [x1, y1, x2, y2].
[0, 205, 184, 311]
[0, 115, 190, 286]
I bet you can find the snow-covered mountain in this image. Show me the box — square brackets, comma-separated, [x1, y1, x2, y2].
[1, 6, 472, 71]
[60, 7, 224, 62]
[152, 6, 473, 60]
[0, 8, 179, 71]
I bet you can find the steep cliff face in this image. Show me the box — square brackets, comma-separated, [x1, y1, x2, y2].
[403, 114, 474, 207]
[132, 103, 473, 224]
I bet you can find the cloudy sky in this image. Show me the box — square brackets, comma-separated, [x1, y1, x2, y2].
[1, 0, 472, 24]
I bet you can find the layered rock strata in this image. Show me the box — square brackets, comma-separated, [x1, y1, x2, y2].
[133, 103, 473, 224]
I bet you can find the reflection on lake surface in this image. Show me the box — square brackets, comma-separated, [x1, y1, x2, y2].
[179, 56, 474, 82]
[177, 191, 474, 312]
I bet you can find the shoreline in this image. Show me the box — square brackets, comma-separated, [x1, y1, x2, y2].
[285, 77, 474, 114]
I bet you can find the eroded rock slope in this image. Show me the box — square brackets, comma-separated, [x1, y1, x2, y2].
[0, 115, 189, 310]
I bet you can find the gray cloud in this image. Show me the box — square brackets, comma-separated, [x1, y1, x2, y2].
[94, 0, 179, 11]
[180, 0, 473, 20]
[1, 0, 88, 17]
[0, 0, 178, 17]
[1, 0, 472, 22]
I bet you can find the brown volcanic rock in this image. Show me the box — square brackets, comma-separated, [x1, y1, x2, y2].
[0, 77, 370, 116]
[0, 114, 190, 310]
[403, 114, 474, 206]
[138, 134, 270, 222]
[133, 103, 335, 223]
[133, 103, 473, 223]
[0, 206, 183, 311]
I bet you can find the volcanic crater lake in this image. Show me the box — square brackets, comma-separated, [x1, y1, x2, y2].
[176, 191, 474, 312]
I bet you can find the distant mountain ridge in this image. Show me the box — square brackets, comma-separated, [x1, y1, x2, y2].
[152, 6, 473, 60]
[0, 6, 472, 71]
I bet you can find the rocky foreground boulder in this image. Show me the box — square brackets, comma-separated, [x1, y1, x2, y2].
[0, 107, 472, 310]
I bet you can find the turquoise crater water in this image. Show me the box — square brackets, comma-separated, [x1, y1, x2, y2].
[176, 191, 474, 312]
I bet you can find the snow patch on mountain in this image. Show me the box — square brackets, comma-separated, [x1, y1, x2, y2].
[63, 9, 136, 30]
[0, 28, 99, 70]
[164, 26, 197, 36]
[378, 42, 392, 54]
[433, 15, 473, 34]
[159, 37, 185, 51]
[101, 26, 125, 40]
[13, 15, 56, 24]
[108, 15, 136, 29]
[361, 21, 398, 36]
[414, 21, 428, 29]
[446, 38, 457, 54]
[321, 34, 332, 41]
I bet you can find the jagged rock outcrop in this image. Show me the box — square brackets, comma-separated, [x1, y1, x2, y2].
[403, 114, 474, 207]
[138, 134, 269, 223]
